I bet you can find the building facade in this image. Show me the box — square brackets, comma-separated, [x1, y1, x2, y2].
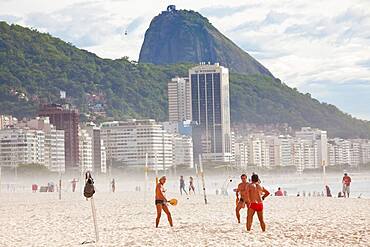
[168, 77, 192, 122]
[82, 123, 107, 173]
[189, 63, 231, 163]
[39, 104, 79, 169]
[79, 128, 93, 172]
[172, 134, 194, 168]
[0, 128, 45, 168]
[17, 117, 65, 172]
[296, 127, 328, 168]
[101, 119, 173, 170]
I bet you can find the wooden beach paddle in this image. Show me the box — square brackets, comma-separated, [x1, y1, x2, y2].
[168, 198, 178, 206]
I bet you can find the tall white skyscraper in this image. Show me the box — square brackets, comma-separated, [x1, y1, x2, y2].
[168, 77, 192, 122]
[189, 63, 231, 163]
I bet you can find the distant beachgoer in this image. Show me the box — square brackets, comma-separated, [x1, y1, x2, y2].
[179, 176, 187, 195]
[342, 173, 351, 198]
[71, 178, 77, 192]
[275, 187, 284, 196]
[325, 185, 332, 197]
[189, 176, 195, 194]
[111, 179, 116, 193]
[302, 191, 306, 197]
[246, 174, 270, 232]
[235, 174, 249, 223]
[284, 190, 287, 196]
[32, 184, 38, 193]
[155, 176, 173, 228]
[297, 192, 300, 197]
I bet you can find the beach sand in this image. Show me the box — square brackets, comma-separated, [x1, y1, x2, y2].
[0, 192, 369, 246]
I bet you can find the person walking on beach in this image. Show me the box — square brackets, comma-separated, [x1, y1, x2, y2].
[189, 176, 195, 194]
[179, 176, 187, 195]
[71, 178, 77, 192]
[246, 174, 270, 232]
[342, 173, 351, 198]
[155, 176, 173, 228]
[235, 174, 249, 223]
[111, 178, 116, 193]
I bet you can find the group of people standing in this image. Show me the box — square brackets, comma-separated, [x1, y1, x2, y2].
[154, 173, 270, 232]
[179, 175, 195, 195]
[235, 174, 270, 231]
[154, 172, 352, 230]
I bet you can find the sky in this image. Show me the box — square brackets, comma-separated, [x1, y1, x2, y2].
[1, 0, 370, 120]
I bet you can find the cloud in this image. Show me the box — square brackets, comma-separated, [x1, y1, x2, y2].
[357, 59, 370, 69]
[126, 16, 145, 33]
[199, 4, 256, 18]
[0, 14, 21, 23]
[23, 2, 122, 47]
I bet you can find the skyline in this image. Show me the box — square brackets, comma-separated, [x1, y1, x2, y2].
[1, 0, 370, 120]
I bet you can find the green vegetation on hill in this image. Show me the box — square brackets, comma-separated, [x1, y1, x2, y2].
[1, 21, 370, 138]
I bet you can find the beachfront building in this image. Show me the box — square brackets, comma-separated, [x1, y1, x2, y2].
[101, 119, 173, 170]
[279, 135, 293, 167]
[360, 141, 370, 165]
[0, 128, 45, 168]
[328, 138, 361, 167]
[247, 134, 269, 167]
[168, 77, 192, 122]
[295, 127, 328, 168]
[39, 104, 80, 169]
[79, 128, 93, 172]
[189, 63, 232, 164]
[292, 140, 304, 173]
[0, 115, 18, 129]
[266, 135, 280, 167]
[82, 123, 107, 173]
[234, 141, 248, 167]
[17, 117, 65, 172]
[172, 134, 193, 168]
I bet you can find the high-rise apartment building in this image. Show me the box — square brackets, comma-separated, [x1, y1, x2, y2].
[17, 117, 65, 172]
[296, 127, 328, 168]
[247, 134, 270, 167]
[189, 63, 231, 163]
[101, 119, 173, 170]
[39, 104, 79, 169]
[83, 123, 106, 173]
[168, 77, 192, 122]
[172, 135, 194, 168]
[235, 141, 248, 167]
[279, 135, 293, 167]
[79, 128, 93, 172]
[0, 128, 45, 168]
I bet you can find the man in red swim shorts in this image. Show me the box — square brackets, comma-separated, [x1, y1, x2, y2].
[246, 174, 270, 232]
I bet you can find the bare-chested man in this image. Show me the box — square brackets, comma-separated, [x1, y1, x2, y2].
[155, 176, 173, 228]
[246, 174, 270, 232]
[235, 174, 249, 223]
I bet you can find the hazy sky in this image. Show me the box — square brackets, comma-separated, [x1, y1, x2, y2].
[1, 0, 370, 120]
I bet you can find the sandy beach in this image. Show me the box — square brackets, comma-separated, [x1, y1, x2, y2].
[0, 191, 369, 247]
